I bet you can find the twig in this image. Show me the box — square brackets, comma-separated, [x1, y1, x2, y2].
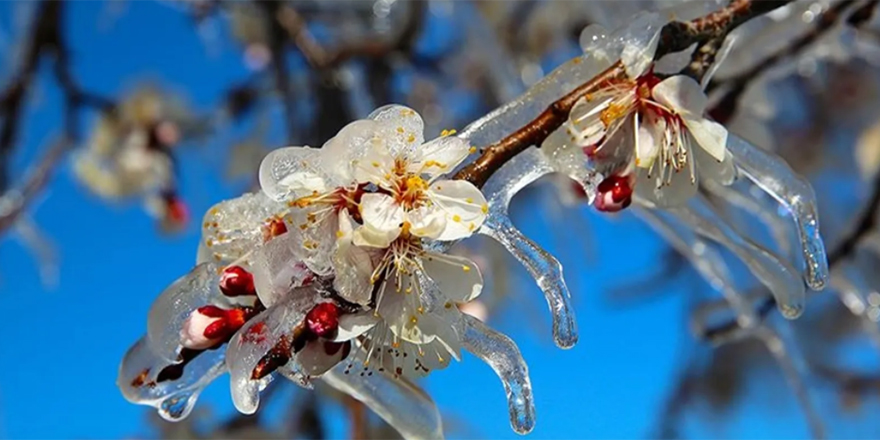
[453, 0, 795, 188]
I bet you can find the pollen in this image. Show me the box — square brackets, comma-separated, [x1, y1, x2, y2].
[206, 239, 213, 247]
[469, 146, 477, 154]
[410, 316, 418, 324]
[462, 265, 471, 272]
[468, 222, 475, 231]
[600, 102, 628, 127]
[336, 230, 344, 238]
[372, 161, 380, 168]
[466, 197, 473, 203]
[407, 134, 416, 143]
[396, 127, 405, 134]
[452, 214, 461, 222]
[481, 204, 488, 214]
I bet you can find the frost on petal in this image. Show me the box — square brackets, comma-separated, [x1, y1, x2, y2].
[651, 75, 710, 116]
[333, 211, 375, 306]
[726, 134, 829, 291]
[118, 338, 225, 422]
[618, 12, 663, 78]
[462, 315, 535, 435]
[250, 232, 313, 307]
[355, 193, 404, 247]
[479, 213, 577, 349]
[201, 192, 283, 264]
[147, 262, 223, 362]
[322, 359, 444, 440]
[368, 104, 425, 157]
[225, 287, 322, 414]
[377, 272, 436, 345]
[634, 112, 662, 169]
[320, 119, 381, 183]
[633, 164, 698, 208]
[427, 180, 488, 241]
[407, 135, 471, 178]
[422, 252, 483, 303]
[259, 147, 326, 202]
[286, 206, 338, 275]
[683, 116, 728, 163]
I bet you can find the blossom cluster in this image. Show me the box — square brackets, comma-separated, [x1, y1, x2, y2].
[118, 11, 830, 439]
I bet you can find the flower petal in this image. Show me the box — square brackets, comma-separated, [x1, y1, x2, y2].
[633, 164, 698, 208]
[259, 146, 327, 201]
[696, 146, 736, 186]
[651, 75, 709, 116]
[353, 138, 395, 188]
[333, 311, 380, 342]
[683, 116, 728, 163]
[334, 211, 376, 305]
[427, 180, 488, 241]
[406, 205, 447, 239]
[377, 272, 436, 344]
[200, 192, 284, 264]
[634, 112, 661, 169]
[422, 252, 484, 303]
[297, 340, 349, 377]
[250, 232, 315, 307]
[368, 104, 425, 157]
[321, 119, 381, 183]
[407, 135, 471, 178]
[355, 193, 403, 247]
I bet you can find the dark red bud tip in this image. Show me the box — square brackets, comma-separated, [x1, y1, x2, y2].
[167, 197, 189, 224]
[219, 266, 256, 297]
[595, 175, 633, 213]
[305, 302, 339, 338]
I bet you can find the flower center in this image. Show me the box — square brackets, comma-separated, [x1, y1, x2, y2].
[396, 175, 428, 209]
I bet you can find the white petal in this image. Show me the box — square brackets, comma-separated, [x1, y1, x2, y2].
[259, 146, 326, 201]
[406, 205, 447, 239]
[618, 12, 663, 78]
[651, 75, 709, 116]
[427, 180, 488, 241]
[321, 119, 381, 183]
[353, 224, 400, 249]
[357, 193, 404, 243]
[333, 211, 376, 306]
[683, 116, 728, 163]
[333, 311, 380, 342]
[201, 192, 285, 264]
[407, 135, 471, 178]
[634, 112, 661, 169]
[377, 272, 435, 344]
[368, 104, 425, 157]
[422, 252, 484, 303]
[353, 138, 395, 187]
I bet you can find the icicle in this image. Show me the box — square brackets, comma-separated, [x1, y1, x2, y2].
[117, 337, 226, 422]
[726, 133, 829, 291]
[322, 359, 444, 440]
[636, 208, 757, 330]
[756, 320, 827, 439]
[475, 148, 577, 348]
[147, 262, 223, 362]
[462, 315, 536, 435]
[667, 194, 806, 319]
[703, 180, 794, 262]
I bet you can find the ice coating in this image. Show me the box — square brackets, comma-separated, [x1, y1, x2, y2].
[462, 314, 535, 435]
[200, 192, 282, 264]
[666, 194, 806, 319]
[118, 337, 226, 422]
[477, 147, 578, 348]
[323, 359, 444, 440]
[249, 232, 312, 307]
[147, 262, 223, 362]
[637, 208, 756, 330]
[225, 286, 322, 414]
[726, 134, 829, 291]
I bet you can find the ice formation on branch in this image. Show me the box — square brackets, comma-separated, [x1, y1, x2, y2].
[117, 6, 835, 438]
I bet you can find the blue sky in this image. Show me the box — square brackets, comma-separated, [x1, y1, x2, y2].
[0, 2, 833, 439]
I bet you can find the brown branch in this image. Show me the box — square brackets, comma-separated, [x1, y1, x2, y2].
[453, 0, 795, 188]
[344, 395, 368, 440]
[681, 37, 726, 83]
[707, 0, 876, 123]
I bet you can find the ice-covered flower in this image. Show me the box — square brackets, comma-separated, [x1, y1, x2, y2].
[544, 23, 734, 210]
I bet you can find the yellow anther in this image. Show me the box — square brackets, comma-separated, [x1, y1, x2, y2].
[481, 204, 489, 214]
[407, 134, 416, 143]
[468, 222, 475, 231]
[422, 160, 447, 169]
[410, 316, 418, 324]
[452, 214, 461, 222]
[600, 102, 628, 127]
[372, 161, 380, 168]
[466, 197, 473, 203]
[299, 223, 308, 230]
[396, 127, 405, 134]
[336, 230, 344, 238]
[206, 239, 214, 247]
[444, 301, 453, 309]
[469, 146, 477, 154]
[462, 265, 471, 272]
[417, 306, 424, 314]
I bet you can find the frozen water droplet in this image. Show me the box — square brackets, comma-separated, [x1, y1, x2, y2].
[579, 24, 608, 51]
[158, 391, 198, 422]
